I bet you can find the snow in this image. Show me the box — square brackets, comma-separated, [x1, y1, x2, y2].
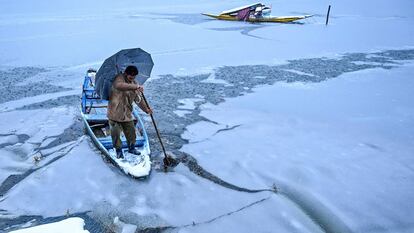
[201, 72, 232, 85]
[177, 98, 204, 110]
[0, 90, 79, 113]
[1, 0, 413, 75]
[182, 121, 225, 143]
[283, 69, 317, 77]
[0, 0, 413, 232]
[174, 109, 191, 117]
[0, 108, 76, 184]
[108, 149, 152, 178]
[182, 63, 414, 232]
[1, 139, 119, 216]
[113, 216, 137, 233]
[9, 217, 89, 233]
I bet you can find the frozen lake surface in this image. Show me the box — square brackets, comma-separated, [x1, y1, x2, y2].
[1, 0, 414, 232]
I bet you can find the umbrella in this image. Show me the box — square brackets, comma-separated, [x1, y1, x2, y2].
[95, 48, 154, 100]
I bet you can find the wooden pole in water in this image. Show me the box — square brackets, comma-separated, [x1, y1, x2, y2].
[326, 5, 331, 25]
[140, 92, 175, 170]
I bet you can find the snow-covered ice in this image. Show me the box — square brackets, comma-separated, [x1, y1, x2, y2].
[182, 63, 414, 232]
[177, 98, 204, 110]
[9, 217, 89, 233]
[107, 149, 152, 178]
[0, 0, 413, 232]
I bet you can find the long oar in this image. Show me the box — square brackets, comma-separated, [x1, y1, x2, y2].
[140, 92, 176, 171]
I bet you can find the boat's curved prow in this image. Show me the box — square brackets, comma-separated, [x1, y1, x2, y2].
[201, 13, 220, 19]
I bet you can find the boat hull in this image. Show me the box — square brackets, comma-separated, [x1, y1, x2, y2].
[202, 13, 312, 23]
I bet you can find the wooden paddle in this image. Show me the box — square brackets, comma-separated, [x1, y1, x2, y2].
[140, 92, 176, 171]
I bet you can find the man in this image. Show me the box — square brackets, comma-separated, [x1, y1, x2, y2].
[107, 65, 152, 159]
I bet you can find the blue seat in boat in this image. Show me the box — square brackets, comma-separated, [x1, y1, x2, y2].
[85, 99, 108, 108]
[84, 114, 108, 124]
[84, 88, 96, 98]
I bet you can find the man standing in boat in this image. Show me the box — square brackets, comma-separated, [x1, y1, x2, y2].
[107, 65, 152, 159]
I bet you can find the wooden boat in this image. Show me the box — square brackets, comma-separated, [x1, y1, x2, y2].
[202, 3, 312, 23]
[80, 69, 151, 178]
[202, 13, 312, 23]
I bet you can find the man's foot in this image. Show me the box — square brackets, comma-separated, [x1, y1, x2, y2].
[128, 145, 141, 155]
[116, 149, 124, 159]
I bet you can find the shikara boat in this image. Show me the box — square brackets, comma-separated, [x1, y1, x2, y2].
[202, 13, 312, 23]
[202, 3, 312, 23]
[80, 69, 151, 178]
